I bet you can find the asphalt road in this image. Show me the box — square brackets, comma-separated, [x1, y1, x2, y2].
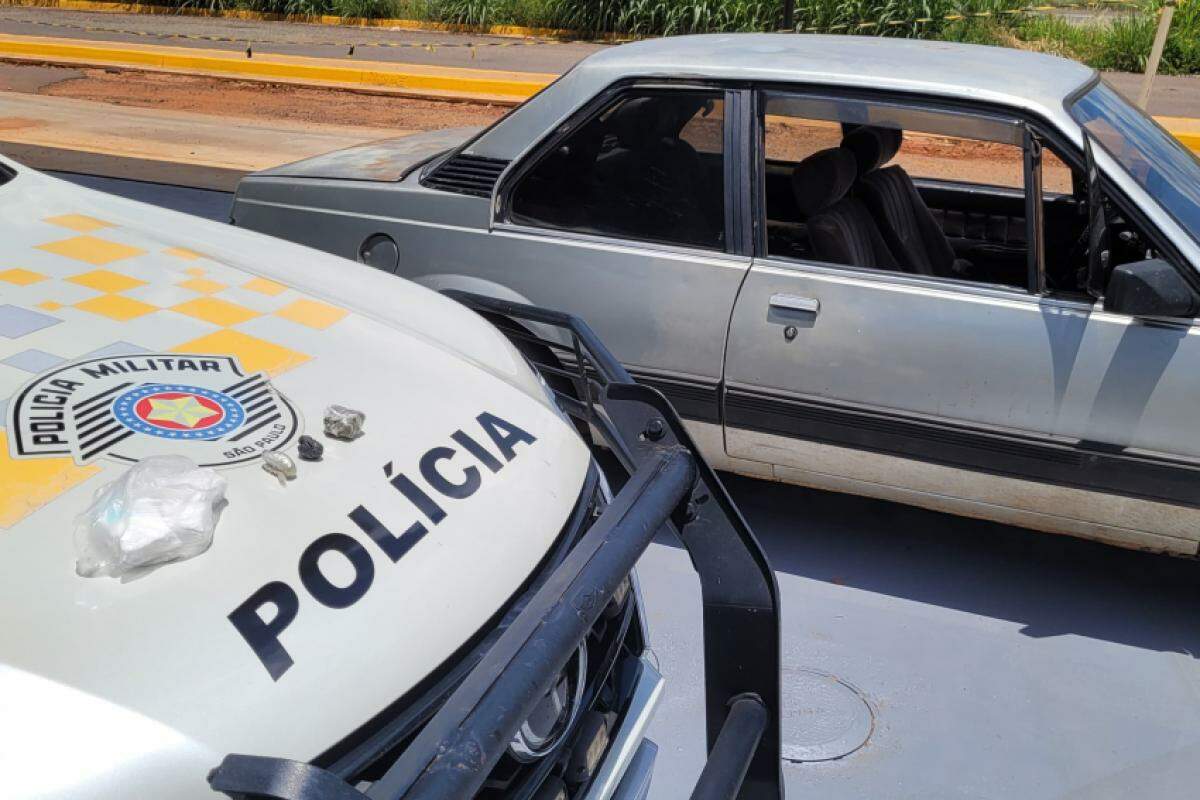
[53, 170, 1200, 799]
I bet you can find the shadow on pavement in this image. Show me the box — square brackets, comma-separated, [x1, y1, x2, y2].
[700, 473, 1200, 657]
[48, 172, 235, 220]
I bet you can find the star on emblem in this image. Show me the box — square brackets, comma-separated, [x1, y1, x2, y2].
[145, 395, 219, 428]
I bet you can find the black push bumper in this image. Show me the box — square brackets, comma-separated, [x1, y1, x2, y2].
[208, 293, 782, 800]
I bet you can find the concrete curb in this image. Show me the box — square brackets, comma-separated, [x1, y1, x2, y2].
[0, 32, 552, 102]
[1157, 115, 1200, 152]
[0, 0, 589, 41]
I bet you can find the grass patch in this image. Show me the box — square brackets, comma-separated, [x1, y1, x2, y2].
[969, 1, 1199, 75]
[174, 0, 415, 18]
[905, 0, 1200, 75]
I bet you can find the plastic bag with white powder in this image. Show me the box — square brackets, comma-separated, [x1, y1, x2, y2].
[74, 455, 227, 578]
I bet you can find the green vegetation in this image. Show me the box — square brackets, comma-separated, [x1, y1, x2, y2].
[947, 0, 1200, 74]
[168, 0, 1200, 75]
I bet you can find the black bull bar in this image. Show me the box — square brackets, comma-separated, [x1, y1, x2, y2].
[208, 292, 783, 800]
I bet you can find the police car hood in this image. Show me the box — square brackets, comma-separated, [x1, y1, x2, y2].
[0, 161, 592, 799]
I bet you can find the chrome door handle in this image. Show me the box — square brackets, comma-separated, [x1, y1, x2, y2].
[769, 293, 820, 316]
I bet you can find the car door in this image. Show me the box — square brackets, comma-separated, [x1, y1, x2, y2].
[480, 85, 751, 432]
[722, 87, 1200, 553]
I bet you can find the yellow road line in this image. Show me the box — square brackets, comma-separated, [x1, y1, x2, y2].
[1174, 132, 1200, 151]
[1156, 115, 1200, 153]
[0, 33, 552, 101]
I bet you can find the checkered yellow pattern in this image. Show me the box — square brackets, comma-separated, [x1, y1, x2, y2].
[68, 269, 147, 293]
[39, 236, 146, 266]
[0, 212, 352, 529]
[165, 247, 204, 261]
[173, 330, 310, 376]
[243, 277, 288, 296]
[276, 299, 348, 330]
[172, 297, 261, 327]
[76, 294, 158, 322]
[44, 214, 113, 233]
[178, 277, 227, 294]
[0, 268, 47, 286]
[0, 432, 100, 528]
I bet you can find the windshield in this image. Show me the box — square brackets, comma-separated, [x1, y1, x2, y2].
[1069, 81, 1200, 246]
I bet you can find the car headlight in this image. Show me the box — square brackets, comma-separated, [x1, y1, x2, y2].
[506, 464, 633, 764]
[527, 355, 574, 426]
[507, 641, 588, 762]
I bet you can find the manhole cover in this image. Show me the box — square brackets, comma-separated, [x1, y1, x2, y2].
[782, 668, 874, 762]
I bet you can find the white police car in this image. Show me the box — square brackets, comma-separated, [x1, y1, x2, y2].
[0, 155, 781, 800]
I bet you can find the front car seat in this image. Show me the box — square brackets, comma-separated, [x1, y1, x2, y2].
[841, 126, 971, 278]
[792, 146, 899, 270]
[590, 96, 717, 246]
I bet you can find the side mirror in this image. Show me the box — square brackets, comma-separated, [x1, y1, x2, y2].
[1104, 258, 1199, 318]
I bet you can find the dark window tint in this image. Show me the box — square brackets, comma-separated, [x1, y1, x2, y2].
[510, 90, 725, 250]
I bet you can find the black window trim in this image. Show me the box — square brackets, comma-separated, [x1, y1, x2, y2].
[1024, 125, 1047, 294]
[726, 87, 756, 257]
[494, 78, 743, 258]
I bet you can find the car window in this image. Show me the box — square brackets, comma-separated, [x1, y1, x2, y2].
[764, 115, 843, 164]
[1042, 149, 1074, 196]
[679, 98, 725, 155]
[509, 89, 726, 250]
[761, 92, 1039, 291]
[897, 132, 1025, 190]
[892, 132, 1074, 195]
[1071, 80, 1200, 247]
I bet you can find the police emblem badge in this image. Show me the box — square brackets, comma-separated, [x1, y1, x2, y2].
[7, 353, 301, 467]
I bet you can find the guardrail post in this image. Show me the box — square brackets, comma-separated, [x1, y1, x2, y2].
[1137, 0, 1176, 110]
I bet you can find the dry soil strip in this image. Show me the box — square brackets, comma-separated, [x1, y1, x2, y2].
[0, 89, 401, 187]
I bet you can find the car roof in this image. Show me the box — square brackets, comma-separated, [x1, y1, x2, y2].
[577, 34, 1095, 109]
[468, 34, 1097, 161]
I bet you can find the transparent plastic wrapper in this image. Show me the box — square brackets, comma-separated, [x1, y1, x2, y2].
[261, 450, 297, 486]
[74, 455, 228, 578]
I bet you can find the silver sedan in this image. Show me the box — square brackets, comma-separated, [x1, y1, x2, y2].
[232, 34, 1200, 556]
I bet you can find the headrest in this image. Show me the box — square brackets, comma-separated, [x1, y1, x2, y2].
[841, 126, 903, 175]
[791, 147, 857, 217]
[606, 97, 679, 151]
